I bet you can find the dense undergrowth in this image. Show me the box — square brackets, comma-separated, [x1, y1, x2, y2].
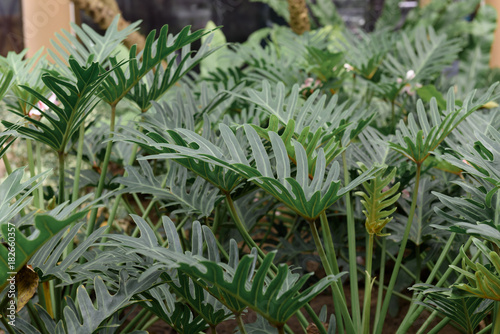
[1, 1, 500, 333]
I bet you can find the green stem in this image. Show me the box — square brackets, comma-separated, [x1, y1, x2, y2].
[426, 318, 450, 334]
[310, 220, 354, 333]
[121, 308, 149, 333]
[277, 325, 285, 334]
[374, 235, 386, 323]
[71, 124, 85, 206]
[0, 314, 15, 334]
[236, 313, 248, 334]
[476, 323, 492, 334]
[27, 138, 40, 208]
[98, 142, 141, 249]
[64, 124, 86, 258]
[304, 304, 327, 334]
[225, 194, 267, 264]
[86, 103, 116, 235]
[36, 141, 44, 209]
[493, 302, 500, 334]
[342, 151, 361, 329]
[139, 315, 159, 331]
[397, 233, 457, 332]
[58, 151, 65, 205]
[3, 154, 12, 175]
[374, 163, 422, 334]
[362, 233, 374, 334]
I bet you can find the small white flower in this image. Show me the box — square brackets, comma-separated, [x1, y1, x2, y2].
[344, 63, 354, 72]
[405, 69, 415, 80]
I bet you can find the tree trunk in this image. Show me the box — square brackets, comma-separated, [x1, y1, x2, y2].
[287, 0, 310, 35]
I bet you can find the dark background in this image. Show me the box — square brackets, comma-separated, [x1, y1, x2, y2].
[0, 0, 397, 56]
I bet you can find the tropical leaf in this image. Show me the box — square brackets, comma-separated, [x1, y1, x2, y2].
[351, 126, 403, 168]
[0, 167, 47, 227]
[15, 270, 160, 334]
[125, 33, 220, 112]
[389, 83, 498, 164]
[98, 25, 217, 106]
[139, 284, 209, 334]
[355, 164, 400, 236]
[410, 283, 494, 333]
[117, 160, 220, 218]
[334, 29, 397, 80]
[0, 49, 49, 115]
[2, 58, 114, 153]
[432, 177, 500, 245]
[178, 250, 341, 327]
[139, 123, 377, 220]
[383, 26, 462, 83]
[0, 68, 13, 100]
[449, 239, 500, 302]
[48, 15, 140, 75]
[0, 211, 87, 291]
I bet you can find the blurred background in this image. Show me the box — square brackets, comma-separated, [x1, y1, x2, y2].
[0, 0, 420, 56]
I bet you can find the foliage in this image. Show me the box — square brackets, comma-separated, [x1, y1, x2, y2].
[1, 2, 500, 334]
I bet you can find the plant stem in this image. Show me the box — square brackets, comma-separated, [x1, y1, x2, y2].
[426, 318, 450, 334]
[374, 234, 386, 323]
[236, 313, 248, 334]
[374, 163, 422, 334]
[397, 233, 457, 332]
[121, 308, 149, 332]
[98, 142, 141, 249]
[0, 314, 15, 334]
[310, 220, 354, 333]
[71, 124, 85, 206]
[225, 194, 267, 264]
[63, 124, 86, 258]
[342, 151, 361, 329]
[3, 154, 12, 175]
[58, 151, 65, 204]
[87, 103, 117, 234]
[304, 304, 327, 334]
[36, 141, 44, 209]
[362, 233, 374, 334]
[493, 303, 500, 334]
[277, 325, 285, 334]
[27, 138, 40, 208]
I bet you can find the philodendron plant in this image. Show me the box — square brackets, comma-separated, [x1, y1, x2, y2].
[2, 1, 500, 333]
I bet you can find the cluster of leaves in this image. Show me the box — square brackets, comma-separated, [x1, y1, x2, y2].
[1, 1, 500, 334]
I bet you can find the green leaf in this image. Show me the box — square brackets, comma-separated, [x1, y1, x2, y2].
[383, 26, 462, 83]
[98, 24, 218, 107]
[48, 15, 140, 75]
[147, 124, 378, 220]
[179, 251, 341, 326]
[117, 160, 220, 218]
[410, 283, 493, 333]
[355, 164, 400, 235]
[389, 83, 498, 164]
[0, 211, 87, 291]
[2, 58, 114, 153]
[416, 85, 449, 110]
